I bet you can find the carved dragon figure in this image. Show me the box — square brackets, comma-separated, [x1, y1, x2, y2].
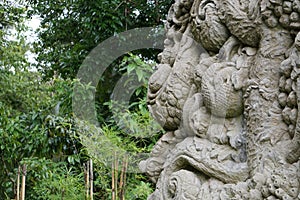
[140, 0, 300, 199]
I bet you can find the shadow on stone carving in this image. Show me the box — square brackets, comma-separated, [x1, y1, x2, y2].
[140, 0, 300, 199]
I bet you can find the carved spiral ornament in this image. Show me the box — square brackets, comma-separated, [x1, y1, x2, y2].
[191, 0, 230, 52]
[167, 170, 202, 200]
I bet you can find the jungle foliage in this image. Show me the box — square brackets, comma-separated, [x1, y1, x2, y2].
[0, 0, 170, 199]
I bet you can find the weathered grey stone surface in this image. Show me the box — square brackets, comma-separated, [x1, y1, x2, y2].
[140, 0, 300, 199]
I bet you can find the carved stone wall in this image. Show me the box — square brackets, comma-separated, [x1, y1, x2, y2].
[139, 0, 300, 199]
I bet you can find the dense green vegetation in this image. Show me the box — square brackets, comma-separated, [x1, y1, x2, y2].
[0, 0, 171, 199]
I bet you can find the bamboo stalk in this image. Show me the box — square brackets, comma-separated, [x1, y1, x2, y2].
[84, 164, 87, 199]
[21, 164, 26, 200]
[114, 152, 118, 200]
[16, 165, 20, 200]
[61, 189, 65, 200]
[121, 157, 128, 200]
[112, 155, 115, 200]
[118, 157, 126, 200]
[89, 159, 93, 200]
[86, 162, 90, 200]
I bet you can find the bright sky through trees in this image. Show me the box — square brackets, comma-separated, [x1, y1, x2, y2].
[25, 16, 40, 65]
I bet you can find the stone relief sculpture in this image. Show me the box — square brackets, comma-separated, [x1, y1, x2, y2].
[139, 0, 300, 199]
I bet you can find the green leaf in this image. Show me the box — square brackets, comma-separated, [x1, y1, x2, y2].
[136, 68, 143, 82]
